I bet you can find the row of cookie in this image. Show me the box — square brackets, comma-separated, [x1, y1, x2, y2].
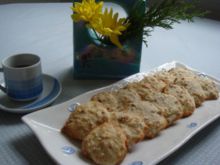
[62, 101, 156, 165]
[62, 67, 219, 165]
[153, 67, 219, 105]
[88, 67, 216, 137]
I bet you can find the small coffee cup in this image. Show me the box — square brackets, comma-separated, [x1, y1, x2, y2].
[0, 53, 43, 101]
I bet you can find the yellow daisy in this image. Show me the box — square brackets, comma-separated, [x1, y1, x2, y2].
[71, 0, 103, 23]
[92, 8, 130, 48]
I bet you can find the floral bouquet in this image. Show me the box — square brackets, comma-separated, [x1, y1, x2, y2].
[72, 0, 204, 79]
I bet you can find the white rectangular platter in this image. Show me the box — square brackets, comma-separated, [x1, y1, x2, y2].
[22, 61, 220, 165]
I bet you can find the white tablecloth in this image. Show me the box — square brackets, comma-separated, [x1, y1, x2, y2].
[1, 3, 220, 165]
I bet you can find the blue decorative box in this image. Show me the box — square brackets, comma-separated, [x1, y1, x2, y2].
[73, 0, 146, 79]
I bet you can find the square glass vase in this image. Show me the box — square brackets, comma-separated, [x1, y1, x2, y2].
[73, 0, 146, 79]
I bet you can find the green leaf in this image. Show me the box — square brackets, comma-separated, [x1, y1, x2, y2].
[122, 0, 207, 46]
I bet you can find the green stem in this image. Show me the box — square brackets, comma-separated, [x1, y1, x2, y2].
[92, 28, 102, 42]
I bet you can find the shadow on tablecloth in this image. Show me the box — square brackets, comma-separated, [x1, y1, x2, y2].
[11, 133, 55, 165]
[0, 111, 23, 125]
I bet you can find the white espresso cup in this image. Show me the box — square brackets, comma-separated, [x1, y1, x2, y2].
[0, 53, 43, 101]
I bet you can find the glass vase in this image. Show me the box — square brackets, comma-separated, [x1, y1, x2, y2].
[73, 0, 146, 79]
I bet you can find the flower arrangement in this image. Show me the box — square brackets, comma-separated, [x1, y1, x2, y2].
[71, 0, 205, 49]
[72, 0, 205, 79]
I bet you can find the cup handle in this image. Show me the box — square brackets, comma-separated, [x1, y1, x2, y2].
[0, 67, 6, 93]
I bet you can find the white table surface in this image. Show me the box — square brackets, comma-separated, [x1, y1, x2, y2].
[0, 3, 220, 165]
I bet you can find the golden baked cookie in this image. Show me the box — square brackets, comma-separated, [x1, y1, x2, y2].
[124, 82, 157, 101]
[174, 77, 206, 107]
[91, 91, 118, 112]
[168, 67, 195, 79]
[168, 67, 219, 101]
[82, 123, 127, 165]
[140, 75, 166, 91]
[61, 101, 111, 140]
[150, 93, 184, 125]
[197, 76, 219, 100]
[115, 88, 141, 111]
[126, 101, 168, 138]
[111, 111, 147, 147]
[163, 84, 196, 117]
[154, 67, 218, 100]
[153, 70, 176, 84]
[124, 82, 183, 125]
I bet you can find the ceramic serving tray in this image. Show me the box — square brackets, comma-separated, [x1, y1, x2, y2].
[22, 61, 220, 165]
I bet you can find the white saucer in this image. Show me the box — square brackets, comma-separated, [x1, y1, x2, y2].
[0, 74, 62, 114]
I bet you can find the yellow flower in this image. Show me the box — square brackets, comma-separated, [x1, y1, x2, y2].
[71, 0, 103, 23]
[92, 8, 130, 48]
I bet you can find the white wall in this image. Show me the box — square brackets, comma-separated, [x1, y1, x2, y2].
[0, 0, 60, 3]
[148, 0, 220, 20]
[0, 0, 219, 20]
[200, 0, 220, 20]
